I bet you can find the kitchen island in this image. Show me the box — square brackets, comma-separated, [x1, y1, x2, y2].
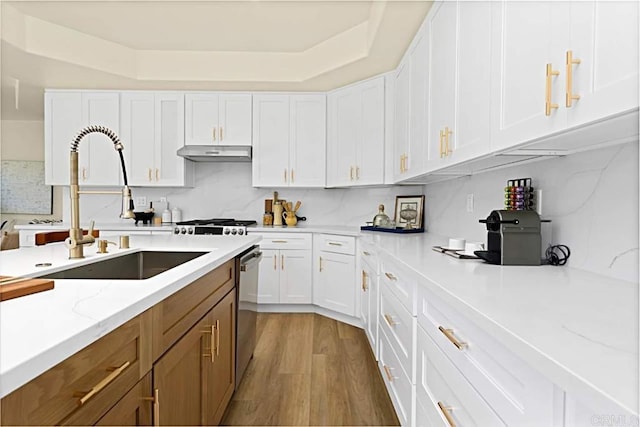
[0, 234, 260, 400]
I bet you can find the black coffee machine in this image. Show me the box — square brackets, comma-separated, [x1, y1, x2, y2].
[475, 210, 541, 265]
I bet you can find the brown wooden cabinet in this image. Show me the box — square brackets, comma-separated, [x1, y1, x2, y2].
[153, 289, 236, 426]
[95, 373, 152, 426]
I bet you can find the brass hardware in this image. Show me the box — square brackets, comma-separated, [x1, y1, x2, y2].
[82, 167, 87, 181]
[155, 168, 159, 181]
[203, 325, 215, 362]
[350, 166, 354, 180]
[566, 50, 581, 107]
[361, 270, 367, 291]
[363, 251, 371, 256]
[212, 127, 216, 141]
[273, 254, 277, 270]
[281, 254, 284, 270]
[154, 388, 160, 426]
[404, 154, 408, 171]
[384, 314, 396, 327]
[439, 130, 445, 158]
[291, 169, 295, 183]
[437, 402, 456, 427]
[356, 166, 360, 179]
[384, 272, 397, 281]
[383, 365, 394, 382]
[272, 240, 288, 243]
[438, 326, 468, 350]
[96, 239, 116, 254]
[319, 256, 323, 272]
[147, 168, 152, 181]
[74, 361, 130, 405]
[545, 63, 560, 116]
[445, 127, 453, 156]
[220, 127, 224, 141]
[284, 169, 288, 183]
[328, 242, 343, 246]
[215, 319, 220, 356]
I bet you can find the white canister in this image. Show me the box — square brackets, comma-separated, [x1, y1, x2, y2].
[171, 207, 182, 224]
[162, 208, 172, 224]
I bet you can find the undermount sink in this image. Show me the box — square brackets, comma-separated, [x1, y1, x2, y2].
[41, 251, 209, 280]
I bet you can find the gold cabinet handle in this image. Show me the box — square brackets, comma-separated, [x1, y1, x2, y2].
[291, 169, 294, 183]
[319, 256, 323, 272]
[445, 127, 453, 156]
[220, 127, 224, 141]
[363, 251, 371, 256]
[361, 270, 367, 291]
[356, 166, 360, 179]
[214, 319, 220, 356]
[350, 166, 354, 181]
[271, 240, 288, 243]
[438, 326, 468, 350]
[212, 127, 216, 141]
[273, 254, 277, 270]
[404, 154, 409, 171]
[439, 130, 445, 158]
[155, 168, 159, 181]
[565, 50, 581, 107]
[147, 168, 152, 181]
[328, 242, 343, 246]
[82, 167, 87, 181]
[203, 324, 215, 362]
[383, 365, 394, 382]
[73, 361, 130, 405]
[545, 63, 560, 116]
[284, 168, 288, 183]
[384, 272, 397, 281]
[142, 388, 160, 426]
[384, 314, 396, 327]
[281, 254, 284, 270]
[438, 402, 456, 427]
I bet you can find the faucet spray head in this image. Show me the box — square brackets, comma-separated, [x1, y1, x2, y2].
[121, 186, 135, 219]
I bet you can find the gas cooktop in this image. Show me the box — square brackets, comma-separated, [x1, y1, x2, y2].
[176, 218, 257, 227]
[174, 218, 257, 236]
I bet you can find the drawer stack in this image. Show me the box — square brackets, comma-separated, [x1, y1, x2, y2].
[378, 255, 418, 426]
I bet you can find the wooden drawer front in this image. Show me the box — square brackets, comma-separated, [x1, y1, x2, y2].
[318, 233, 355, 255]
[95, 373, 152, 426]
[1, 315, 148, 426]
[380, 256, 417, 315]
[418, 286, 555, 426]
[416, 325, 506, 427]
[379, 328, 414, 427]
[359, 240, 379, 274]
[250, 232, 312, 250]
[380, 286, 415, 382]
[154, 259, 235, 358]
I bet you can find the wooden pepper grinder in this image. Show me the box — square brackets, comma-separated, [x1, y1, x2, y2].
[272, 191, 283, 226]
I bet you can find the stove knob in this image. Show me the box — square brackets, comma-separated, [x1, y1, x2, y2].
[224, 229, 231, 235]
[187, 228, 194, 234]
[174, 227, 180, 234]
[231, 229, 237, 235]
[237, 229, 245, 235]
[181, 227, 187, 234]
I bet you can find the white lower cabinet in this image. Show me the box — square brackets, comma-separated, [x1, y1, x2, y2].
[314, 234, 357, 317]
[360, 258, 379, 358]
[379, 327, 415, 427]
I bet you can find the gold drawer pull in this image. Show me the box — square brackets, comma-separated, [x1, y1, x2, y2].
[565, 50, 581, 107]
[212, 127, 216, 141]
[356, 166, 360, 179]
[271, 240, 288, 243]
[328, 242, 343, 246]
[384, 272, 397, 281]
[203, 324, 215, 362]
[220, 127, 224, 141]
[281, 254, 284, 270]
[319, 256, 323, 272]
[215, 319, 220, 356]
[383, 365, 394, 382]
[143, 388, 160, 426]
[361, 270, 367, 291]
[147, 168, 152, 181]
[155, 168, 159, 181]
[273, 254, 277, 270]
[363, 251, 371, 256]
[74, 361, 131, 405]
[438, 326, 468, 350]
[350, 166, 354, 180]
[545, 63, 560, 116]
[437, 401, 456, 427]
[384, 314, 396, 327]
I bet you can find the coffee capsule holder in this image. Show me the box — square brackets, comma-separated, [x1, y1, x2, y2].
[504, 178, 535, 211]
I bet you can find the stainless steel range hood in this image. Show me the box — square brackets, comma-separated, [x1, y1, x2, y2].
[177, 145, 252, 162]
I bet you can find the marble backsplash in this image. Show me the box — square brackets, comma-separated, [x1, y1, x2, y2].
[423, 141, 639, 283]
[61, 162, 421, 228]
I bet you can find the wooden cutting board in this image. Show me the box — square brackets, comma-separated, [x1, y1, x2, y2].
[0, 276, 55, 302]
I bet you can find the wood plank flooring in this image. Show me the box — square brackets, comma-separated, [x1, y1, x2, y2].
[222, 313, 399, 426]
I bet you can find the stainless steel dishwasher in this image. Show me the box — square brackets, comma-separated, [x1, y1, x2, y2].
[235, 246, 262, 388]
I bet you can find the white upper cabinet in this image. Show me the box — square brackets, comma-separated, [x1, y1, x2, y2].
[252, 94, 325, 187]
[567, 1, 639, 127]
[393, 63, 411, 181]
[185, 93, 251, 146]
[45, 92, 82, 185]
[327, 76, 385, 187]
[121, 92, 191, 187]
[407, 27, 429, 178]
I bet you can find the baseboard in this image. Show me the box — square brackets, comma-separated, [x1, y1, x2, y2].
[256, 304, 363, 328]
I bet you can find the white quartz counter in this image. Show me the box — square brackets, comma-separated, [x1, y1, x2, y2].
[359, 231, 639, 417]
[0, 234, 260, 398]
[14, 222, 175, 232]
[251, 224, 361, 236]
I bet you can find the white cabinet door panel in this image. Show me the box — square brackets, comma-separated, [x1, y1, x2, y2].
[289, 95, 326, 187]
[81, 93, 121, 186]
[280, 249, 312, 304]
[258, 249, 280, 304]
[185, 93, 219, 145]
[121, 93, 155, 186]
[155, 93, 185, 186]
[408, 29, 428, 177]
[218, 94, 252, 146]
[328, 89, 359, 186]
[317, 252, 356, 316]
[252, 95, 290, 187]
[393, 62, 411, 181]
[358, 78, 385, 185]
[45, 92, 82, 185]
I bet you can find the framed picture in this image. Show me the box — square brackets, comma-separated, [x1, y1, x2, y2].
[394, 195, 425, 230]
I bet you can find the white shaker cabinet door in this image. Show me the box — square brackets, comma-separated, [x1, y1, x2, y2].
[185, 93, 219, 145]
[252, 95, 290, 187]
[451, 1, 492, 164]
[257, 249, 280, 304]
[121, 92, 155, 186]
[289, 95, 326, 187]
[357, 77, 385, 185]
[279, 249, 312, 304]
[408, 27, 428, 178]
[316, 252, 356, 317]
[80, 92, 121, 186]
[425, 1, 456, 172]
[327, 88, 359, 187]
[154, 93, 186, 186]
[393, 61, 411, 181]
[490, 1, 568, 150]
[218, 94, 252, 146]
[44, 92, 82, 185]
[567, 1, 639, 127]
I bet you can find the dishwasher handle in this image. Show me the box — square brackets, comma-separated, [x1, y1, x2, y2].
[240, 251, 263, 272]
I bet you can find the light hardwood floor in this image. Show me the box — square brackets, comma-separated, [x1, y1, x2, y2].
[222, 313, 399, 426]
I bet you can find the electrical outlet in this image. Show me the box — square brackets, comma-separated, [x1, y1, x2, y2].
[160, 197, 167, 203]
[466, 194, 474, 213]
[535, 189, 543, 215]
[135, 196, 147, 207]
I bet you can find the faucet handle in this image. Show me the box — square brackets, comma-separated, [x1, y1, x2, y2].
[88, 220, 95, 234]
[64, 236, 77, 249]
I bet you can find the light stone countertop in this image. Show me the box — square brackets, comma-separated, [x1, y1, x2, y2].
[0, 234, 260, 398]
[359, 231, 639, 417]
[251, 224, 361, 236]
[14, 222, 175, 232]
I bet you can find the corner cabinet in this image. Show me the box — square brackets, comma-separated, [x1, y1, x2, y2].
[314, 234, 357, 317]
[121, 92, 194, 187]
[252, 94, 326, 188]
[327, 76, 385, 187]
[184, 93, 252, 146]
